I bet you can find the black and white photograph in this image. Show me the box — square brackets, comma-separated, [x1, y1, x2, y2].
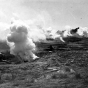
[0, 0, 88, 88]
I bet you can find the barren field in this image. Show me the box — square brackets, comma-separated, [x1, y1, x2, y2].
[0, 48, 88, 88]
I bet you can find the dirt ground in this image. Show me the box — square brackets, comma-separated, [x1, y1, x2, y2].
[0, 50, 88, 88]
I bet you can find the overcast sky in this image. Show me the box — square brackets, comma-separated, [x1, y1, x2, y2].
[0, 0, 88, 30]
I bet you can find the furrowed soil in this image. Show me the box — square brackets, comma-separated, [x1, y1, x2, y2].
[0, 50, 88, 88]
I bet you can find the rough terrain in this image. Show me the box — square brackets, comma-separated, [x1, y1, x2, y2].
[0, 48, 88, 88]
[0, 39, 88, 88]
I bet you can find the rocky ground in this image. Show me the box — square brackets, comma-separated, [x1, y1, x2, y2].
[0, 49, 88, 88]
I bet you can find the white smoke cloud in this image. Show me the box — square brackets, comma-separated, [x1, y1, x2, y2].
[82, 27, 88, 37]
[0, 22, 10, 40]
[63, 26, 88, 38]
[7, 19, 38, 61]
[45, 27, 58, 39]
[62, 25, 72, 38]
[24, 11, 54, 43]
[60, 25, 88, 43]
[62, 26, 82, 39]
[41, 27, 65, 43]
[24, 16, 46, 43]
[25, 17, 65, 49]
[77, 27, 88, 37]
[28, 26, 46, 43]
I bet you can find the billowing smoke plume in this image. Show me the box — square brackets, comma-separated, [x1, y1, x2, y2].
[24, 12, 65, 43]
[1, 16, 88, 62]
[63, 26, 88, 38]
[45, 27, 65, 42]
[7, 19, 38, 61]
[62, 25, 72, 38]
[28, 26, 46, 43]
[60, 25, 88, 43]
[77, 27, 88, 37]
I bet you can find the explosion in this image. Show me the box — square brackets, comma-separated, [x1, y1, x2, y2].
[7, 19, 38, 61]
[0, 17, 88, 62]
